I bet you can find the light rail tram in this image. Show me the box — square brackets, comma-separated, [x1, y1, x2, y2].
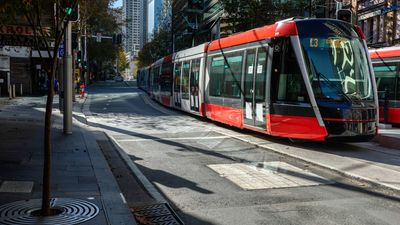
[138, 18, 378, 141]
[369, 46, 400, 125]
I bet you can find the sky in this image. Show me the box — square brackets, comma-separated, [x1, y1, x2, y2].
[112, 0, 123, 8]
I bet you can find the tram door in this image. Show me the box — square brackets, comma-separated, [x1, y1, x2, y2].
[244, 48, 268, 128]
[173, 62, 182, 107]
[190, 58, 200, 111]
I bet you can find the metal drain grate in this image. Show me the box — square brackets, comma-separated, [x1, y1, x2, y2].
[132, 203, 184, 225]
[0, 198, 99, 225]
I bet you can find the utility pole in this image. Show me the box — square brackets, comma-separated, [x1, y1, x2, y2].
[83, 5, 88, 85]
[63, 22, 73, 134]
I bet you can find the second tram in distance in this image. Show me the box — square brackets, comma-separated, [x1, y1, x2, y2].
[369, 46, 400, 125]
[138, 18, 378, 141]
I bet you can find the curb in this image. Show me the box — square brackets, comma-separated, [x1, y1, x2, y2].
[79, 90, 167, 203]
[105, 133, 168, 204]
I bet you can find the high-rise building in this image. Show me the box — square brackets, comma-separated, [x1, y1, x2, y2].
[123, 0, 147, 58]
[323, 0, 400, 47]
[147, 0, 163, 42]
[172, 0, 223, 51]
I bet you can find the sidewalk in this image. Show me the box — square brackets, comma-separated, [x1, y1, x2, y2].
[0, 96, 136, 225]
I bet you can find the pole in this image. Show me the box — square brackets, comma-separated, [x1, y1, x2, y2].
[63, 22, 73, 134]
[59, 59, 64, 112]
[84, 20, 88, 85]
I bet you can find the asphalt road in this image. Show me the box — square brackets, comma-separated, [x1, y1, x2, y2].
[85, 81, 400, 225]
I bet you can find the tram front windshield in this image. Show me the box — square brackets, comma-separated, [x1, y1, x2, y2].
[297, 20, 373, 102]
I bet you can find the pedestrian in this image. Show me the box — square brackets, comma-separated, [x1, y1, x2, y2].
[54, 78, 59, 94]
[80, 82, 85, 98]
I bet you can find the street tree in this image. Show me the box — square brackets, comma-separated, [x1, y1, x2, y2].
[0, 0, 78, 216]
[137, 28, 172, 68]
[117, 47, 128, 73]
[77, 0, 119, 80]
[220, 0, 309, 34]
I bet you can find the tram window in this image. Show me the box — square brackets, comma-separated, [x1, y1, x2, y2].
[190, 58, 201, 96]
[397, 78, 400, 101]
[374, 65, 397, 100]
[153, 66, 160, 92]
[272, 38, 309, 103]
[161, 62, 172, 93]
[182, 61, 190, 99]
[377, 77, 396, 100]
[174, 63, 182, 92]
[210, 56, 224, 96]
[223, 52, 243, 98]
[255, 48, 267, 101]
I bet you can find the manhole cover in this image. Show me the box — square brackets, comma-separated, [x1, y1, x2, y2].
[0, 198, 99, 225]
[132, 203, 184, 225]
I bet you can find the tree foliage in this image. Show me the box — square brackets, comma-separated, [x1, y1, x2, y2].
[220, 0, 310, 35]
[137, 28, 172, 68]
[117, 47, 128, 72]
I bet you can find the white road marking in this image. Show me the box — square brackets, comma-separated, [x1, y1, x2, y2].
[208, 162, 331, 190]
[120, 193, 127, 204]
[116, 135, 249, 142]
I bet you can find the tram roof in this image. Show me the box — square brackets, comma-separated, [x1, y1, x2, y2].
[369, 46, 400, 59]
[208, 20, 298, 52]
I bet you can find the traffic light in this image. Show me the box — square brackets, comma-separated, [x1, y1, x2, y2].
[113, 34, 122, 44]
[76, 50, 81, 67]
[65, 0, 79, 22]
[117, 34, 122, 44]
[112, 33, 117, 44]
[337, 9, 352, 23]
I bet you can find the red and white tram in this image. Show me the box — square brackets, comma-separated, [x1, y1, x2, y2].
[138, 18, 378, 141]
[369, 46, 400, 125]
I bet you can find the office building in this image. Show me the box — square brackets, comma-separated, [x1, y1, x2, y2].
[123, 0, 147, 57]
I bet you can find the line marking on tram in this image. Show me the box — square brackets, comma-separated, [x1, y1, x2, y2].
[116, 135, 250, 142]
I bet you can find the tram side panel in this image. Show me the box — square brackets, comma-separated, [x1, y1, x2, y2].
[204, 49, 244, 128]
[159, 60, 173, 107]
[172, 44, 208, 116]
[267, 37, 328, 140]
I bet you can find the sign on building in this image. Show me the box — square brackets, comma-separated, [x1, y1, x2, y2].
[0, 56, 10, 71]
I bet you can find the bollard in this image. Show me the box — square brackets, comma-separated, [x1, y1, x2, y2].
[20, 83, 23, 96]
[12, 84, 16, 98]
[8, 85, 12, 99]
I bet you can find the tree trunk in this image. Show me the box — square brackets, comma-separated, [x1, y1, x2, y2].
[41, 56, 58, 216]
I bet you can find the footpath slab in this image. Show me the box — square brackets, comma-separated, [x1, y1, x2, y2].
[0, 96, 136, 225]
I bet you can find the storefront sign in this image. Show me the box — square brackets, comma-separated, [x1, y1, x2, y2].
[0, 34, 47, 48]
[0, 46, 30, 58]
[0, 25, 50, 36]
[0, 56, 10, 71]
